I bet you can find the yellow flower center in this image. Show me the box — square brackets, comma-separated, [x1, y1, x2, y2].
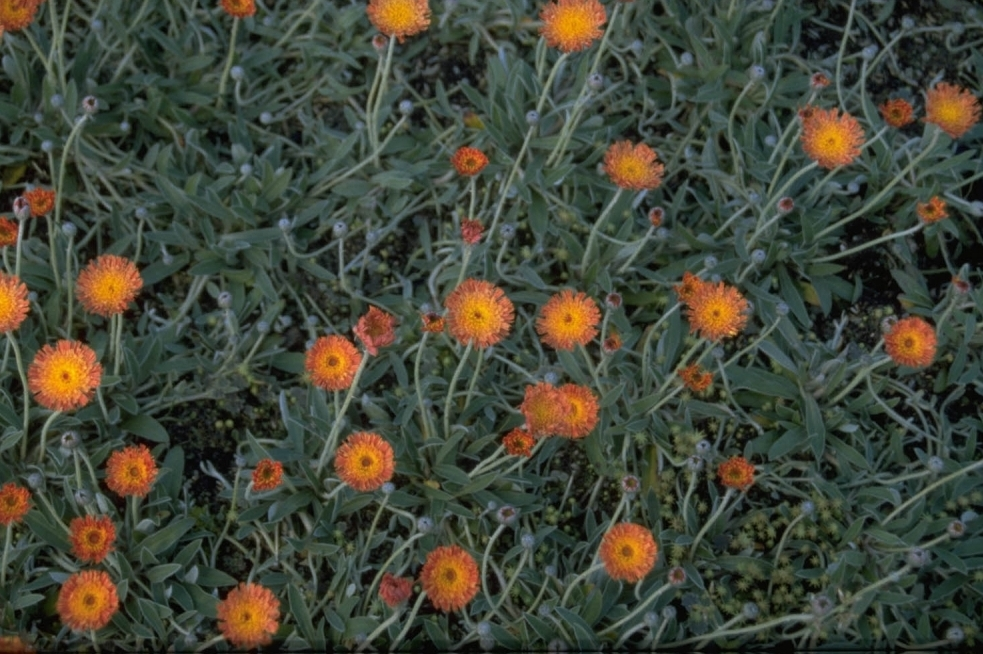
[376, 0, 418, 30]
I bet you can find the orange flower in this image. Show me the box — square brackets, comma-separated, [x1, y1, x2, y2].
[603, 141, 665, 191]
[502, 428, 535, 457]
[884, 316, 936, 368]
[536, 288, 601, 351]
[69, 515, 116, 564]
[799, 106, 865, 169]
[678, 363, 712, 393]
[0, 0, 41, 32]
[916, 196, 948, 224]
[305, 335, 362, 391]
[105, 444, 159, 498]
[379, 573, 413, 608]
[27, 340, 103, 412]
[353, 306, 397, 356]
[924, 82, 981, 139]
[335, 432, 395, 492]
[450, 146, 488, 176]
[555, 383, 599, 439]
[685, 281, 750, 341]
[718, 456, 755, 491]
[0, 635, 33, 653]
[219, 0, 255, 18]
[0, 483, 30, 526]
[519, 382, 563, 436]
[460, 219, 483, 245]
[879, 98, 914, 128]
[444, 279, 514, 348]
[421, 311, 445, 334]
[252, 459, 283, 492]
[22, 188, 54, 217]
[602, 331, 622, 354]
[598, 523, 658, 583]
[0, 217, 17, 247]
[75, 254, 143, 317]
[366, 0, 430, 43]
[539, 0, 606, 53]
[674, 271, 707, 305]
[56, 570, 119, 632]
[420, 545, 480, 612]
[0, 271, 29, 333]
[216, 582, 281, 650]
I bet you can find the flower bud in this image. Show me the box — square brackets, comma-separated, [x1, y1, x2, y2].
[60, 430, 81, 450]
[217, 291, 233, 309]
[398, 100, 413, 116]
[416, 516, 434, 533]
[372, 34, 388, 52]
[13, 197, 30, 220]
[680, 52, 694, 66]
[62, 222, 77, 238]
[525, 110, 540, 126]
[82, 96, 98, 115]
[230, 66, 245, 81]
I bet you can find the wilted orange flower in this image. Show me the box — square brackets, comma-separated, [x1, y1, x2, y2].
[105, 444, 159, 497]
[879, 98, 914, 128]
[56, 570, 118, 632]
[450, 146, 488, 176]
[0, 0, 41, 32]
[924, 82, 981, 139]
[686, 281, 750, 341]
[555, 383, 599, 439]
[916, 196, 948, 224]
[219, 0, 255, 18]
[678, 363, 712, 393]
[444, 279, 514, 348]
[0, 271, 29, 333]
[718, 456, 755, 491]
[603, 141, 665, 191]
[421, 311, 445, 334]
[539, 0, 606, 53]
[379, 573, 413, 608]
[22, 188, 54, 217]
[648, 207, 664, 228]
[0, 635, 33, 653]
[0, 483, 30, 526]
[599, 523, 658, 583]
[602, 331, 622, 354]
[0, 217, 17, 247]
[305, 335, 362, 391]
[502, 428, 535, 457]
[799, 106, 865, 169]
[27, 340, 103, 412]
[75, 254, 143, 317]
[366, 0, 430, 43]
[252, 459, 283, 491]
[674, 271, 707, 304]
[216, 582, 281, 650]
[354, 306, 397, 356]
[460, 219, 483, 245]
[420, 545, 480, 612]
[884, 316, 936, 368]
[536, 288, 601, 350]
[810, 72, 830, 89]
[69, 515, 116, 564]
[519, 382, 563, 436]
[335, 432, 394, 492]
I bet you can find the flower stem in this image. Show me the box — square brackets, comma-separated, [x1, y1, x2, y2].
[314, 354, 370, 476]
[688, 488, 735, 560]
[442, 342, 473, 440]
[580, 188, 624, 277]
[216, 18, 241, 106]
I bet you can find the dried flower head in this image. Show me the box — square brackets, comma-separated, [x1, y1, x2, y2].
[539, 0, 606, 53]
[252, 459, 284, 492]
[599, 523, 658, 583]
[0, 635, 33, 653]
[799, 106, 865, 169]
[916, 196, 948, 224]
[602, 331, 622, 354]
[0, 271, 29, 333]
[305, 335, 362, 391]
[69, 515, 116, 564]
[0, 217, 17, 247]
[22, 188, 54, 217]
[56, 570, 119, 632]
[420, 545, 480, 612]
[603, 141, 665, 191]
[0, 483, 30, 526]
[444, 279, 514, 348]
[105, 444, 159, 497]
[335, 432, 395, 492]
[220, 0, 256, 18]
[0, 0, 41, 32]
[884, 316, 936, 368]
[75, 254, 143, 317]
[536, 288, 601, 351]
[502, 428, 535, 457]
[777, 196, 796, 214]
[810, 72, 830, 89]
[379, 573, 414, 608]
[718, 456, 755, 491]
[366, 0, 431, 43]
[460, 219, 483, 245]
[674, 271, 707, 305]
[879, 98, 915, 128]
[27, 340, 103, 412]
[678, 363, 713, 393]
[450, 146, 489, 176]
[924, 82, 981, 139]
[554, 383, 599, 439]
[353, 306, 397, 356]
[648, 207, 664, 228]
[421, 311, 445, 334]
[685, 281, 750, 340]
[519, 382, 563, 436]
[216, 582, 281, 650]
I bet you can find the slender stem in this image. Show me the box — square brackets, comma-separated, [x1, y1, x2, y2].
[560, 561, 604, 606]
[389, 592, 427, 649]
[746, 162, 818, 251]
[216, 18, 241, 106]
[357, 494, 390, 570]
[601, 583, 673, 638]
[688, 489, 735, 560]
[834, 0, 858, 108]
[10, 333, 31, 461]
[314, 354, 370, 475]
[580, 189, 624, 275]
[880, 458, 983, 527]
[413, 334, 433, 441]
[36, 411, 62, 465]
[209, 469, 242, 569]
[811, 223, 924, 264]
[367, 36, 396, 165]
[1, 524, 11, 587]
[442, 342, 473, 440]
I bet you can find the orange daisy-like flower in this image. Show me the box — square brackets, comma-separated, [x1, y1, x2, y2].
[555, 383, 599, 439]
[0, 0, 41, 32]
[421, 311, 445, 334]
[718, 456, 755, 491]
[879, 98, 915, 128]
[502, 428, 535, 457]
[56, 570, 119, 632]
[216, 582, 281, 650]
[603, 141, 665, 191]
[685, 281, 750, 341]
[0, 635, 33, 653]
[460, 219, 483, 245]
[519, 382, 563, 436]
[366, 0, 430, 43]
[420, 545, 480, 612]
[674, 271, 707, 305]
[0, 483, 30, 526]
[536, 289, 601, 351]
[799, 106, 865, 169]
[539, 0, 606, 53]
[335, 431, 395, 492]
[924, 82, 981, 139]
[0, 271, 29, 333]
[444, 279, 514, 348]
[916, 196, 948, 224]
[598, 523, 658, 583]
[105, 444, 159, 498]
[252, 459, 284, 492]
[379, 573, 414, 608]
[219, 0, 255, 18]
[353, 306, 397, 356]
[305, 335, 362, 391]
[75, 254, 143, 317]
[69, 515, 116, 564]
[884, 316, 936, 368]
[0, 217, 17, 247]
[678, 363, 712, 393]
[450, 146, 488, 177]
[27, 340, 102, 412]
[22, 188, 54, 217]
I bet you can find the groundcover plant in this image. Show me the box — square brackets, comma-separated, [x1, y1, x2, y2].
[0, 0, 982, 649]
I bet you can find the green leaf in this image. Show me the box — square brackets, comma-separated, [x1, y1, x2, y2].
[121, 415, 170, 444]
[139, 517, 196, 557]
[288, 584, 318, 645]
[146, 563, 183, 584]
